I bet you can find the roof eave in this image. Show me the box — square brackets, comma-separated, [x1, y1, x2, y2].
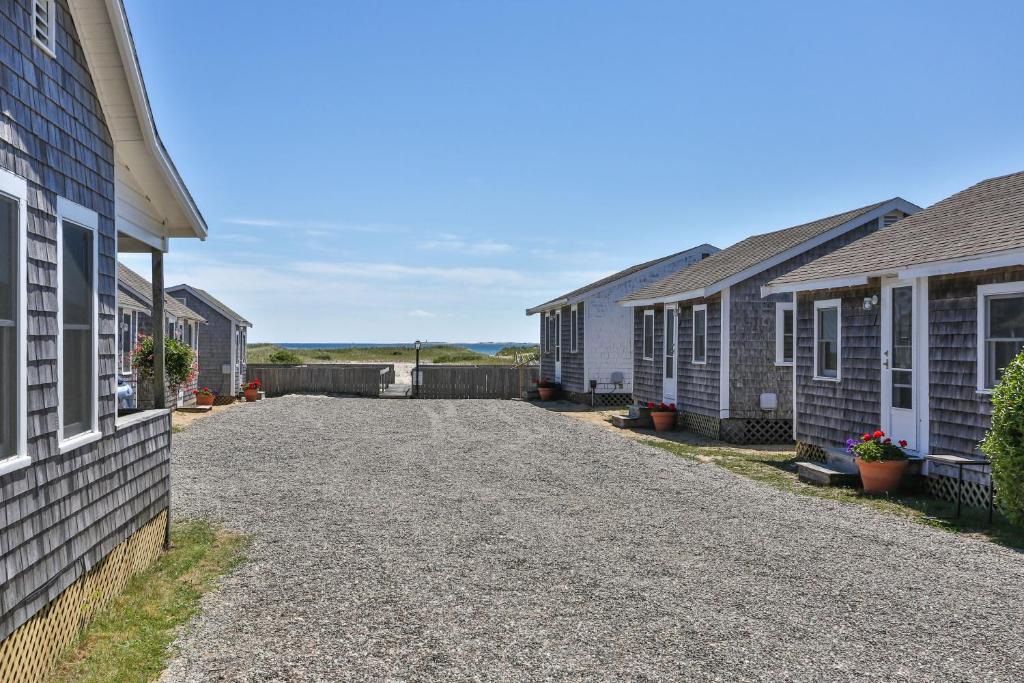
[526, 298, 569, 316]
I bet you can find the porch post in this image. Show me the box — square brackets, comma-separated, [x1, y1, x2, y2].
[152, 249, 166, 409]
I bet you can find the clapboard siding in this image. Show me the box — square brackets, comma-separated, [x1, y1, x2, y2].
[678, 296, 720, 417]
[632, 306, 663, 405]
[0, 0, 172, 642]
[928, 266, 1024, 456]
[729, 217, 883, 420]
[794, 285, 882, 449]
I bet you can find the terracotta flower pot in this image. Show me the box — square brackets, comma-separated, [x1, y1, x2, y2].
[650, 411, 676, 431]
[196, 393, 214, 406]
[857, 458, 908, 493]
[244, 388, 260, 402]
[538, 387, 556, 401]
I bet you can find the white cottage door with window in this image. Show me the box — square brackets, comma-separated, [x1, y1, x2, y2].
[554, 310, 562, 382]
[881, 279, 920, 451]
[663, 304, 677, 404]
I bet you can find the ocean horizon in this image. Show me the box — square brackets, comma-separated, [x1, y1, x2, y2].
[271, 342, 535, 356]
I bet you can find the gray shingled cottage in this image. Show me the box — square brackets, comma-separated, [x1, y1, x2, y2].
[620, 199, 920, 444]
[527, 244, 718, 404]
[165, 284, 252, 397]
[763, 171, 1024, 502]
[117, 264, 206, 405]
[0, 0, 206, 675]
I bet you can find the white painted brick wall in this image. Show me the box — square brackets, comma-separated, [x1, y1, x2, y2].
[583, 244, 718, 391]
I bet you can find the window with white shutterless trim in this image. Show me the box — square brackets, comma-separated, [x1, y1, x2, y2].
[118, 307, 138, 374]
[0, 168, 28, 475]
[813, 298, 841, 381]
[642, 310, 654, 360]
[32, 0, 57, 58]
[692, 304, 707, 364]
[57, 198, 100, 451]
[977, 281, 1024, 391]
[775, 301, 794, 366]
[570, 305, 578, 353]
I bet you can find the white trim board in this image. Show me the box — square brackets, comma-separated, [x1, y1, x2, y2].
[775, 300, 794, 366]
[0, 167, 29, 474]
[719, 289, 730, 418]
[812, 298, 842, 382]
[624, 199, 921, 307]
[691, 304, 708, 365]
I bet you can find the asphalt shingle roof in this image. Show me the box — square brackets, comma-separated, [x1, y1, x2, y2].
[769, 171, 1024, 287]
[621, 200, 896, 303]
[527, 244, 717, 313]
[117, 264, 206, 322]
[168, 284, 252, 326]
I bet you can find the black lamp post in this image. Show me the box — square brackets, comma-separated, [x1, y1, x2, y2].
[414, 340, 421, 398]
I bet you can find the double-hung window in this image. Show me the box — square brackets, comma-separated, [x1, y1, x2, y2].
[58, 198, 99, 449]
[813, 299, 841, 380]
[642, 310, 654, 360]
[570, 305, 578, 353]
[775, 302, 794, 366]
[978, 282, 1024, 391]
[692, 304, 707, 364]
[0, 170, 27, 473]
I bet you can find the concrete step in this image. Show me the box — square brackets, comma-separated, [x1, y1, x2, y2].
[176, 404, 213, 414]
[797, 461, 860, 487]
[611, 414, 646, 429]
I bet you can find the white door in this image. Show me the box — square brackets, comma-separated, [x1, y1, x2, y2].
[663, 304, 677, 404]
[554, 310, 562, 382]
[881, 280, 918, 450]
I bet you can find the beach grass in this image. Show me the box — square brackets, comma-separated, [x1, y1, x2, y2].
[247, 343, 538, 365]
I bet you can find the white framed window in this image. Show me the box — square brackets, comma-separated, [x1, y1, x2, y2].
[32, 0, 57, 58]
[813, 298, 842, 381]
[545, 313, 554, 353]
[692, 304, 707, 364]
[570, 304, 578, 353]
[0, 168, 28, 475]
[118, 307, 138, 374]
[642, 309, 655, 360]
[977, 281, 1024, 392]
[57, 198, 100, 452]
[775, 301, 795, 366]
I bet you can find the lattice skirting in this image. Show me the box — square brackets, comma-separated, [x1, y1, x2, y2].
[563, 391, 632, 407]
[795, 442, 827, 463]
[0, 509, 168, 683]
[682, 412, 721, 440]
[926, 474, 994, 513]
[718, 418, 793, 445]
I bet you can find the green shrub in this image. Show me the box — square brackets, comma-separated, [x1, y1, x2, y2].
[982, 350, 1024, 524]
[131, 335, 196, 391]
[268, 348, 302, 364]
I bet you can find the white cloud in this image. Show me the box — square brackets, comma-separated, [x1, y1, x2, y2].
[418, 234, 514, 255]
[409, 309, 436, 318]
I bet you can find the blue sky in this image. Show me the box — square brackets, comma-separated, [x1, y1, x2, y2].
[121, 0, 1024, 344]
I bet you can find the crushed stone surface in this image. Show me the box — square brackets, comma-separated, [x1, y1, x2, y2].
[161, 396, 1024, 682]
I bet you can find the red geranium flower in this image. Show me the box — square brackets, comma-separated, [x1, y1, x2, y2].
[861, 433, 871, 442]
[873, 430, 884, 439]
[899, 440, 908, 448]
[647, 402, 654, 409]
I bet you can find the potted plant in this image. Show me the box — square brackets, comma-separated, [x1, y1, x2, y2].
[243, 379, 262, 402]
[194, 386, 215, 406]
[847, 430, 909, 493]
[536, 378, 560, 401]
[648, 402, 677, 431]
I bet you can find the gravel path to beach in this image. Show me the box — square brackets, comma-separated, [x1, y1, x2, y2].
[162, 396, 1024, 682]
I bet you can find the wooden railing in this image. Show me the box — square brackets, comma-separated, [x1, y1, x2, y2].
[413, 364, 539, 399]
[247, 364, 393, 397]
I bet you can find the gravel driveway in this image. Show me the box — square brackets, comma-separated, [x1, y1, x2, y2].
[162, 396, 1024, 682]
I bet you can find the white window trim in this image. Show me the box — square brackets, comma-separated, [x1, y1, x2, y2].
[0, 168, 29, 475]
[775, 301, 795, 366]
[692, 304, 708, 365]
[32, 0, 57, 58]
[813, 298, 842, 382]
[642, 309, 655, 361]
[976, 281, 1024, 393]
[56, 197, 101, 453]
[118, 307, 138, 375]
[570, 304, 578, 353]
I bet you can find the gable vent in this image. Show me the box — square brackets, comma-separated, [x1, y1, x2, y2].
[882, 211, 904, 227]
[32, 0, 57, 57]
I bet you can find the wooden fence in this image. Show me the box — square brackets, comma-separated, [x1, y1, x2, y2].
[413, 365, 539, 399]
[247, 364, 391, 396]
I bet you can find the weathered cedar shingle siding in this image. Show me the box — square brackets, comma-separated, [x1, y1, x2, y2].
[169, 292, 238, 395]
[0, 0, 171, 642]
[728, 217, 882, 419]
[561, 303, 584, 393]
[794, 285, 881, 449]
[678, 297, 720, 417]
[632, 306, 663, 405]
[928, 266, 1024, 456]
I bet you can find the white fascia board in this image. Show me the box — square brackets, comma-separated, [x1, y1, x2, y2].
[619, 288, 707, 307]
[761, 275, 871, 297]
[526, 298, 569, 316]
[897, 248, 1024, 280]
